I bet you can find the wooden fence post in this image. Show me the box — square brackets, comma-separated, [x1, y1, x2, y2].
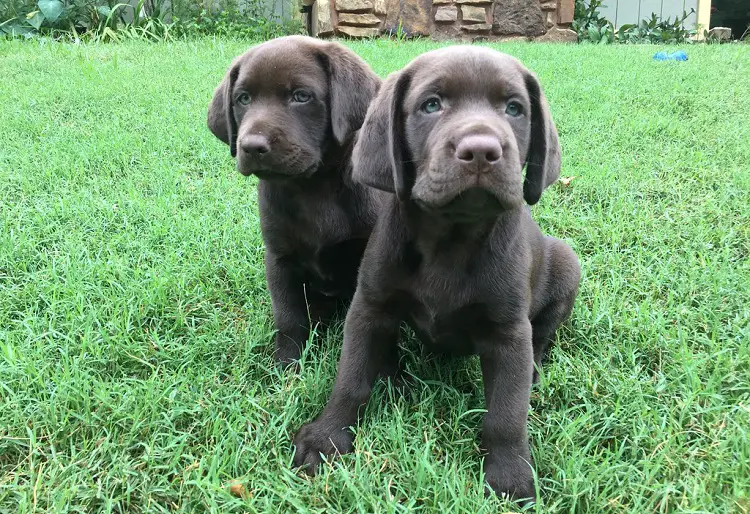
[695, 0, 711, 40]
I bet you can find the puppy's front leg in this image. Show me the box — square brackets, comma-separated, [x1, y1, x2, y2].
[266, 252, 310, 365]
[293, 291, 399, 474]
[480, 320, 536, 502]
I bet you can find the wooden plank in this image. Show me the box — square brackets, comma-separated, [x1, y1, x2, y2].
[563, 0, 703, 29]
[616, 0, 639, 26]
[638, 0, 663, 20]
[597, 0, 618, 25]
[661, 0, 686, 21]
[683, 0, 698, 29]
[695, 0, 711, 39]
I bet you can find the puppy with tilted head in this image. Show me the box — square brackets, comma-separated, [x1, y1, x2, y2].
[207, 36, 384, 364]
[292, 46, 581, 501]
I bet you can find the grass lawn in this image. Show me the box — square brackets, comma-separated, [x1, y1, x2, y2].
[1, 37, 749, 513]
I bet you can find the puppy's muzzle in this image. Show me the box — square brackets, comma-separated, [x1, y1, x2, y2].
[454, 134, 502, 174]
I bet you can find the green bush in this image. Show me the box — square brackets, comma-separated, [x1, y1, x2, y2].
[572, 0, 615, 43]
[170, 0, 303, 39]
[617, 9, 696, 44]
[0, 0, 125, 38]
[172, 8, 303, 40]
[0, 0, 302, 41]
[573, 0, 696, 44]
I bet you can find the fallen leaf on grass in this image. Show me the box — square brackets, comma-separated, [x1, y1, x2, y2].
[229, 482, 249, 499]
[559, 176, 577, 187]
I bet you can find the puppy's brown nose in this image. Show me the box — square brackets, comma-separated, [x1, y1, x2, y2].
[240, 135, 270, 156]
[455, 135, 501, 165]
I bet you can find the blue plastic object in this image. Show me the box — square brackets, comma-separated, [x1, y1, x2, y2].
[653, 51, 688, 61]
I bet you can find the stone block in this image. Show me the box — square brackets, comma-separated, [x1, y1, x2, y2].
[461, 5, 486, 23]
[338, 25, 380, 37]
[545, 9, 555, 28]
[534, 26, 577, 42]
[708, 27, 732, 40]
[461, 22, 491, 32]
[558, 0, 574, 24]
[373, 0, 386, 14]
[338, 12, 381, 25]
[540, 0, 557, 10]
[317, 0, 334, 35]
[492, 0, 545, 36]
[433, 22, 461, 39]
[385, 0, 432, 36]
[336, 0, 373, 12]
[497, 34, 531, 42]
[435, 6, 458, 22]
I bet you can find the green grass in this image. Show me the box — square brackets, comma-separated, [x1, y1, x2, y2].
[1, 37, 748, 513]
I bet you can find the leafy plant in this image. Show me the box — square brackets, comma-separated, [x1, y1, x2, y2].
[572, 1, 695, 44]
[572, 0, 615, 44]
[384, 19, 407, 42]
[1, 0, 302, 41]
[170, 0, 302, 39]
[618, 9, 696, 44]
[381, 19, 420, 42]
[172, 7, 301, 40]
[1, 0, 135, 39]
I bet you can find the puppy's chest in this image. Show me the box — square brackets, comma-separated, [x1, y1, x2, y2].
[404, 267, 497, 353]
[263, 194, 361, 253]
[262, 194, 367, 295]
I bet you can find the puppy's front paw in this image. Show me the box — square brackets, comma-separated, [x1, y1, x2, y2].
[484, 453, 535, 503]
[292, 419, 354, 475]
[274, 338, 303, 367]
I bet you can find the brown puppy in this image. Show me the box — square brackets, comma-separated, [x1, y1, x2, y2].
[208, 36, 383, 364]
[293, 47, 580, 501]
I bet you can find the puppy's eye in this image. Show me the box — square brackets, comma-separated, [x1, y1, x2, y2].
[505, 101, 522, 117]
[236, 92, 251, 106]
[421, 97, 442, 114]
[292, 90, 313, 103]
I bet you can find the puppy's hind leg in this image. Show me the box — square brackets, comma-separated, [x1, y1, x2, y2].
[305, 289, 340, 332]
[530, 238, 580, 382]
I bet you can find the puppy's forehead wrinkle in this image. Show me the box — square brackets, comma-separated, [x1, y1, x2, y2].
[236, 51, 327, 96]
[406, 50, 527, 105]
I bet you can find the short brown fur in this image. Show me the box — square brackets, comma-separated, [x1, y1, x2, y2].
[293, 46, 580, 502]
[207, 36, 384, 363]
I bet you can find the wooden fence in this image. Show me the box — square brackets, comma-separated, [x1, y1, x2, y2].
[593, 0, 712, 33]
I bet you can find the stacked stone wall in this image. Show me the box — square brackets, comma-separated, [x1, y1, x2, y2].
[310, 0, 577, 42]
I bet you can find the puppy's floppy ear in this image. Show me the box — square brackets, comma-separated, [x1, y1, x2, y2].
[352, 71, 412, 201]
[321, 42, 380, 146]
[523, 71, 561, 205]
[207, 61, 241, 158]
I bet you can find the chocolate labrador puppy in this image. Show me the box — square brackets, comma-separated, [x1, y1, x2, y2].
[207, 36, 383, 364]
[292, 47, 581, 501]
